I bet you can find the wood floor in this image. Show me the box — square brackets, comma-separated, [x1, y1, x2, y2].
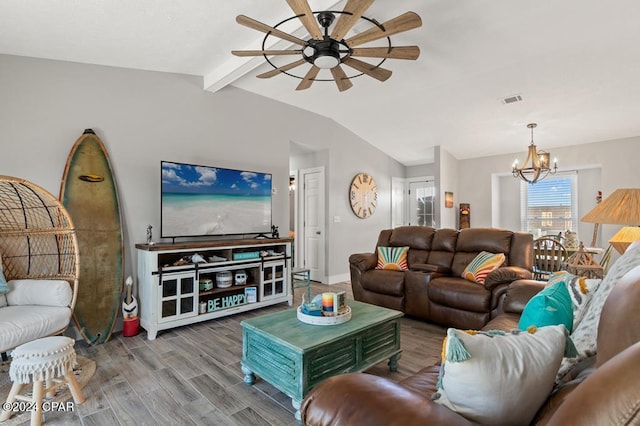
[8, 282, 446, 425]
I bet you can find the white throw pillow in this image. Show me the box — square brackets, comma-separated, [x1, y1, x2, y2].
[433, 325, 567, 426]
[558, 241, 640, 381]
[6, 279, 72, 307]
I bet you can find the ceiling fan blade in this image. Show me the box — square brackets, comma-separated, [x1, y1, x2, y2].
[350, 46, 420, 60]
[236, 15, 307, 46]
[285, 0, 323, 40]
[342, 57, 392, 82]
[257, 59, 308, 79]
[330, 65, 354, 92]
[232, 49, 302, 57]
[346, 11, 422, 47]
[330, 0, 375, 41]
[296, 66, 320, 90]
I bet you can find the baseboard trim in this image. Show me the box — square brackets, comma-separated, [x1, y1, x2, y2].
[327, 273, 350, 285]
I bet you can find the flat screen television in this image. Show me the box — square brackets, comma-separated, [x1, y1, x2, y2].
[161, 161, 272, 238]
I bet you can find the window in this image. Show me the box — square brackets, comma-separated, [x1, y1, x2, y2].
[521, 172, 577, 238]
[409, 180, 435, 227]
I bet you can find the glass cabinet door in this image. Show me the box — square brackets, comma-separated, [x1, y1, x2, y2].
[159, 271, 197, 323]
[262, 262, 287, 300]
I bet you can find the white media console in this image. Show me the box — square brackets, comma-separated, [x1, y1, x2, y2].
[136, 238, 292, 340]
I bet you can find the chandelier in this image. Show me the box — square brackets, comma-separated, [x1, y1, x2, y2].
[512, 123, 558, 184]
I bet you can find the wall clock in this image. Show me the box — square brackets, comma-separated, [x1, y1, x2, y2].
[349, 172, 377, 219]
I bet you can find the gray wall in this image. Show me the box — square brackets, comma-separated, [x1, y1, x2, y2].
[435, 146, 459, 229]
[455, 137, 640, 254]
[0, 54, 401, 289]
[2, 53, 639, 288]
[325, 128, 405, 282]
[406, 163, 435, 178]
[289, 128, 406, 283]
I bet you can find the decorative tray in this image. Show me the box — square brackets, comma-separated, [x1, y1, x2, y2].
[296, 306, 351, 326]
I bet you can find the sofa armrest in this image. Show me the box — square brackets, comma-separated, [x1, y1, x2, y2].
[349, 253, 377, 272]
[411, 263, 452, 274]
[483, 266, 533, 289]
[301, 373, 473, 426]
[546, 341, 640, 426]
[502, 279, 547, 314]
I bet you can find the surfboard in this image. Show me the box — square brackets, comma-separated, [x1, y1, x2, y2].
[60, 129, 124, 345]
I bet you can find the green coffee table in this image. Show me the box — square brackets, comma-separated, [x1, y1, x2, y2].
[241, 300, 403, 420]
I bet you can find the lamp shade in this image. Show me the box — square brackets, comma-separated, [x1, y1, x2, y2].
[608, 227, 640, 254]
[581, 188, 640, 225]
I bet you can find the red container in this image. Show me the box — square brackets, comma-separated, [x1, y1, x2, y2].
[122, 317, 139, 337]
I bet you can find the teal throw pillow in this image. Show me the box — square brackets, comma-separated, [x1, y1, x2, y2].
[0, 261, 9, 294]
[518, 280, 573, 332]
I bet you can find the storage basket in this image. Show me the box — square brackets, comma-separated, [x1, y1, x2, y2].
[216, 271, 233, 288]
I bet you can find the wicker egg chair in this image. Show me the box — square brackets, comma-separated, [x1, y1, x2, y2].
[0, 175, 79, 353]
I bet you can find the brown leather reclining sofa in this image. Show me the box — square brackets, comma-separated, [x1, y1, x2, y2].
[301, 262, 640, 425]
[350, 226, 533, 329]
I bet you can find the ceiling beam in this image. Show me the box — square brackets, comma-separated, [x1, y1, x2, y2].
[204, 35, 304, 93]
[204, 0, 343, 93]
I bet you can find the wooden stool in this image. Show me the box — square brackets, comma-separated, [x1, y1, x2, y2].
[0, 336, 85, 426]
[291, 267, 311, 303]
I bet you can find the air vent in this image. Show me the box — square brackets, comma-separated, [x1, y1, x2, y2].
[500, 94, 523, 105]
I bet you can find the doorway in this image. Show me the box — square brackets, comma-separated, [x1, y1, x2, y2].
[391, 176, 436, 227]
[292, 166, 326, 283]
[408, 179, 436, 226]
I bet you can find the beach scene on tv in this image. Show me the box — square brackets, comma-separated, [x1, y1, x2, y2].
[161, 161, 272, 237]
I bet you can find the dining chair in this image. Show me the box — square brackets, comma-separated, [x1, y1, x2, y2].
[533, 237, 569, 280]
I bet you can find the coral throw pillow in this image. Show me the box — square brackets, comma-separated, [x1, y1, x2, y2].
[376, 246, 409, 271]
[462, 251, 505, 285]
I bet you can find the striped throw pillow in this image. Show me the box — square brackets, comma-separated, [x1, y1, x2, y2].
[376, 246, 409, 271]
[462, 251, 505, 285]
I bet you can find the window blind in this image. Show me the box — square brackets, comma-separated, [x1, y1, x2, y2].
[520, 171, 578, 238]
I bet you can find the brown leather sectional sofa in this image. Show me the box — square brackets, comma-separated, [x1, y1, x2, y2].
[350, 226, 534, 330]
[301, 263, 640, 425]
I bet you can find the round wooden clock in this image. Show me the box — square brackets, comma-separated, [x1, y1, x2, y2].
[349, 172, 377, 219]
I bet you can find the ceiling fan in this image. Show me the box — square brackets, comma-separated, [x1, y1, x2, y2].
[231, 0, 422, 92]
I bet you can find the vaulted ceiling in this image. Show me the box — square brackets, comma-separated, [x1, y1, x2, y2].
[2, 0, 639, 165]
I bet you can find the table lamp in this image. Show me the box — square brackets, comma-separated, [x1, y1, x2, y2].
[581, 188, 640, 253]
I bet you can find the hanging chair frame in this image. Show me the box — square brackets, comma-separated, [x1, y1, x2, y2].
[0, 175, 79, 346]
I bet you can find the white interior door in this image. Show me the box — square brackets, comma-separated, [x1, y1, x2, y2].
[408, 180, 436, 226]
[301, 167, 325, 282]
